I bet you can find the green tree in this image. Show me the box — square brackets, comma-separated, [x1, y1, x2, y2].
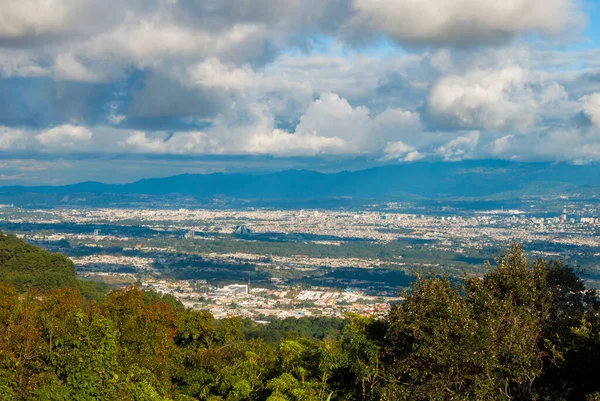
[102, 286, 178, 396]
[0, 232, 78, 293]
[335, 314, 386, 400]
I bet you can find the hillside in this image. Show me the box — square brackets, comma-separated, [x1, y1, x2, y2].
[1, 240, 600, 399]
[0, 231, 79, 292]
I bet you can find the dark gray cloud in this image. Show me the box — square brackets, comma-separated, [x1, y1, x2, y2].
[0, 70, 230, 131]
[127, 72, 230, 121]
[0, 77, 114, 128]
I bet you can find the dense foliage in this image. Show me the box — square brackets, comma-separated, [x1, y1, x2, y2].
[0, 231, 110, 302]
[1, 235, 600, 400]
[241, 317, 347, 345]
[0, 232, 79, 292]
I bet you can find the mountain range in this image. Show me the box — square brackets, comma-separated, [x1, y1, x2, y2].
[1, 160, 599, 203]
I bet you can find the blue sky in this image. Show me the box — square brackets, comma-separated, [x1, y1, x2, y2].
[585, 1, 600, 45]
[1, 0, 600, 185]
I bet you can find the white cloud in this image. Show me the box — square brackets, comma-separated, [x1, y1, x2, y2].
[0, 0, 584, 85]
[120, 102, 348, 157]
[0, 125, 98, 152]
[540, 82, 568, 105]
[0, 1, 83, 40]
[533, 128, 600, 162]
[119, 93, 423, 157]
[488, 135, 516, 156]
[0, 1, 597, 169]
[0, 0, 126, 44]
[352, 0, 583, 46]
[0, 51, 48, 77]
[86, 19, 269, 69]
[0, 127, 26, 150]
[381, 141, 424, 161]
[229, 103, 352, 156]
[245, 129, 347, 156]
[293, 92, 422, 153]
[52, 53, 100, 82]
[0, 0, 584, 52]
[427, 66, 537, 130]
[122, 131, 218, 154]
[37, 125, 93, 148]
[581, 93, 600, 128]
[437, 131, 480, 160]
[121, 125, 347, 158]
[187, 58, 257, 90]
[106, 102, 127, 125]
[404, 151, 425, 162]
[295, 93, 370, 139]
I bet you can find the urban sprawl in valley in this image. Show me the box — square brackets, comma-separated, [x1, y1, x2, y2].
[1, 202, 598, 320]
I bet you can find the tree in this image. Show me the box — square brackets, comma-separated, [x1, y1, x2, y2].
[0, 232, 78, 293]
[1, 239, 599, 401]
[102, 286, 178, 396]
[335, 314, 386, 400]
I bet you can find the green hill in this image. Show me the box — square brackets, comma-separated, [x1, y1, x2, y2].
[1, 237, 600, 400]
[0, 230, 78, 292]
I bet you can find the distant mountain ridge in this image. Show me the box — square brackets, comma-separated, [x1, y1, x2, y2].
[2, 160, 599, 201]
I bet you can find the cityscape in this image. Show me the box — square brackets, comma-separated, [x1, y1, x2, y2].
[1, 200, 598, 319]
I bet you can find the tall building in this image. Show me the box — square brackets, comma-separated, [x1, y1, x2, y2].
[210, 284, 249, 297]
[233, 225, 252, 235]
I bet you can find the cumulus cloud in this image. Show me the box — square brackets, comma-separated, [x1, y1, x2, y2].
[122, 131, 212, 154]
[437, 131, 480, 160]
[381, 141, 424, 162]
[0, 126, 25, 150]
[121, 125, 347, 158]
[425, 66, 537, 131]
[37, 125, 93, 148]
[0, 51, 47, 77]
[86, 19, 272, 69]
[0, 0, 599, 183]
[293, 92, 422, 153]
[187, 58, 257, 90]
[4, 0, 579, 54]
[51, 53, 101, 82]
[351, 0, 583, 47]
[0, 0, 585, 77]
[119, 93, 423, 157]
[533, 128, 600, 162]
[245, 129, 347, 156]
[581, 93, 600, 128]
[0, 0, 124, 45]
[294, 94, 370, 140]
[488, 134, 516, 156]
[541, 82, 569, 105]
[0, 124, 95, 152]
[119, 101, 347, 157]
[0, 125, 96, 152]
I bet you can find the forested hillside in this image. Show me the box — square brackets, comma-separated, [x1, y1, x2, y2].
[1, 233, 600, 400]
[0, 231, 78, 292]
[0, 232, 110, 301]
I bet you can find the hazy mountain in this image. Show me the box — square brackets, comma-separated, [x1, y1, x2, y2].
[1, 160, 599, 202]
